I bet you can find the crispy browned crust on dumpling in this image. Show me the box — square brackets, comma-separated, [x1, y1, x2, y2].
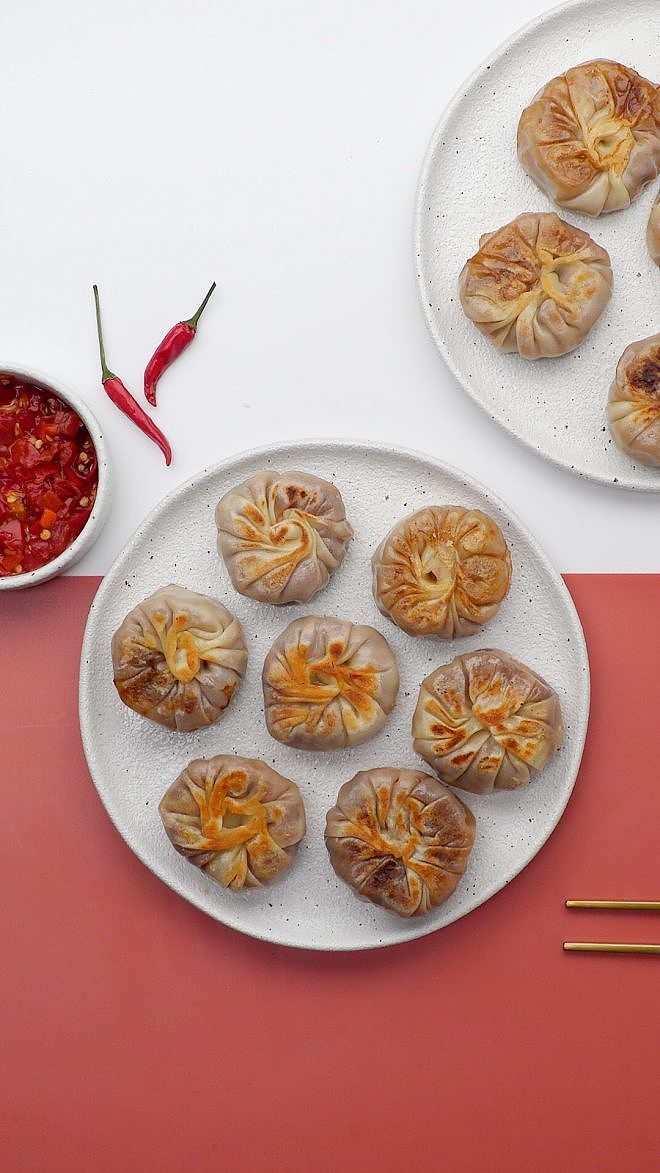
[324, 767, 476, 918]
[262, 615, 399, 751]
[159, 755, 306, 889]
[215, 470, 353, 605]
[412, 649, 563, 795]
[372, 505, 511, 639]
[648, 192, 660, 265]
[458, 212, 612, 359]
[112, 584, 247, 732]
[607, 333, 660, 467]
[517, 60, 660, 217]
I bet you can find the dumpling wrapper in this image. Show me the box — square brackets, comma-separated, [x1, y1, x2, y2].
[215, 469, 353, 605]
[112, 584, 247, 732]
[412, 649, 563, 795]
[607, 333, 660, 467]
[324, 767, 476, 918]
[648, 192, 660, 265]
[262, 615, 399, 751]
[372, 505, 511, 639]
[458, 212, 612, 359]
[159, 755, 306, 889]
[517, 60, 660, 217]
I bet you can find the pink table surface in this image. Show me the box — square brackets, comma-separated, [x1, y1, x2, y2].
[1, 574, 659, 1173]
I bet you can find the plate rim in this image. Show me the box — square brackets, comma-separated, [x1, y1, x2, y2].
[79, 436, 591, 951]
[413, 0, 660, 494]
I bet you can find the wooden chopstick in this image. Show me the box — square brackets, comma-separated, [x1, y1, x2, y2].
[565, 900, 660, 911]
[564, 901, 660, 954]
[563, 942, 660, 955]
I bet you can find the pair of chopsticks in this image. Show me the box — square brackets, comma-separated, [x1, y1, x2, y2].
[564, 900, 660, 955]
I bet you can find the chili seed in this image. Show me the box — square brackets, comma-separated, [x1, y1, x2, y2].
[40, 529, 51, 540]
[13, 564, 22, 574]
[80, 496, 89, 507]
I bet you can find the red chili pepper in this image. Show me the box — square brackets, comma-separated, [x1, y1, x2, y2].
[93, 285, 172, 466]
[143, 281, 216, 406]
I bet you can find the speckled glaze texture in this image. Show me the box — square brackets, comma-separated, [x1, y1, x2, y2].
[415, 0, 660, 491]
[79, 440, 589, 951]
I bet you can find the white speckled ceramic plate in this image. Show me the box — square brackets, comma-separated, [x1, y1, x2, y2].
[415, 0, 660, 491]
[79, 440, 589, 950]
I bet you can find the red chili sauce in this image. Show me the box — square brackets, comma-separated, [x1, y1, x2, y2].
[0, 374, 98, 576]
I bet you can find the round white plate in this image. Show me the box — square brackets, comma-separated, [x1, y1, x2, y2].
[79, 439, 590, 950]
[415, 0, 660, 492]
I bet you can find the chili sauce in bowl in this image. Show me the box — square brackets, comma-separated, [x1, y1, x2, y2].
[0, 368, 110, 589]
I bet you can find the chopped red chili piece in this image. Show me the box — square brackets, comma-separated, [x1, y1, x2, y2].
[37, 411, 81, 441]
[0, 516, 22, 545]
[0, 374, 98, 576]
[55, 439, 78, 467]
[39, 489, 65, 514]
[143, 281, 216, 406]
[10, 437, 47, 469]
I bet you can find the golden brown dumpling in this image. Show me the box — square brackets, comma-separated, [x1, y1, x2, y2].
[372, 506, 511, 639]
[215, 470, 353, 605]
[412, 649, 563, 795]
[324, 767, 476, 918]
[648, 192, 660, 265]
[517, 60, 660, 217]
[607, 334, 660, 467]
[458, 212, 612, 359]
[262, 616, 399, 751]
[112, 584, 247, 732]
[159, 755, 306, 889]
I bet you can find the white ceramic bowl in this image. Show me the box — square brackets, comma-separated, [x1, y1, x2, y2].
[0, 365, 111, 590]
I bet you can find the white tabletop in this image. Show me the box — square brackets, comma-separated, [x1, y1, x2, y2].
[2, 0, 657, 573]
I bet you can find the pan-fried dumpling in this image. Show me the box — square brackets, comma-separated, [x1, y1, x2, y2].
[412, 649, 563, 794]
[648, 192, 660, 265]
[262, 615, 399, 750]
[458, 212, 612, 359]
[372, 505, 511, 639]
[517, 60, 660, 217]
[112, 584, 247, 732]
[607, 334, 660, 467]
[215, 470, 353, 605]
[159, 755, 306, 889]
[324, 767, 476, 918]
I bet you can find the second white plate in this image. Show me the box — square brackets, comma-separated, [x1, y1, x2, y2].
[415, 0, 660, 491]
[79, 439, 590, 950]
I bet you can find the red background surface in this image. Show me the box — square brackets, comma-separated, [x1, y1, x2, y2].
[1, 575, 659, 1173]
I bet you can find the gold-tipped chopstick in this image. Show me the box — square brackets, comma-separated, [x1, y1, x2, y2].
[563, 942, 660, 955]
[564, 901, 660, 954]
[565, 900, 660, 911]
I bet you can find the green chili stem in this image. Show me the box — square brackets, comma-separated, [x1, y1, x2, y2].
[184, 281, 216, 331]
[92, 285, 114, 382]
